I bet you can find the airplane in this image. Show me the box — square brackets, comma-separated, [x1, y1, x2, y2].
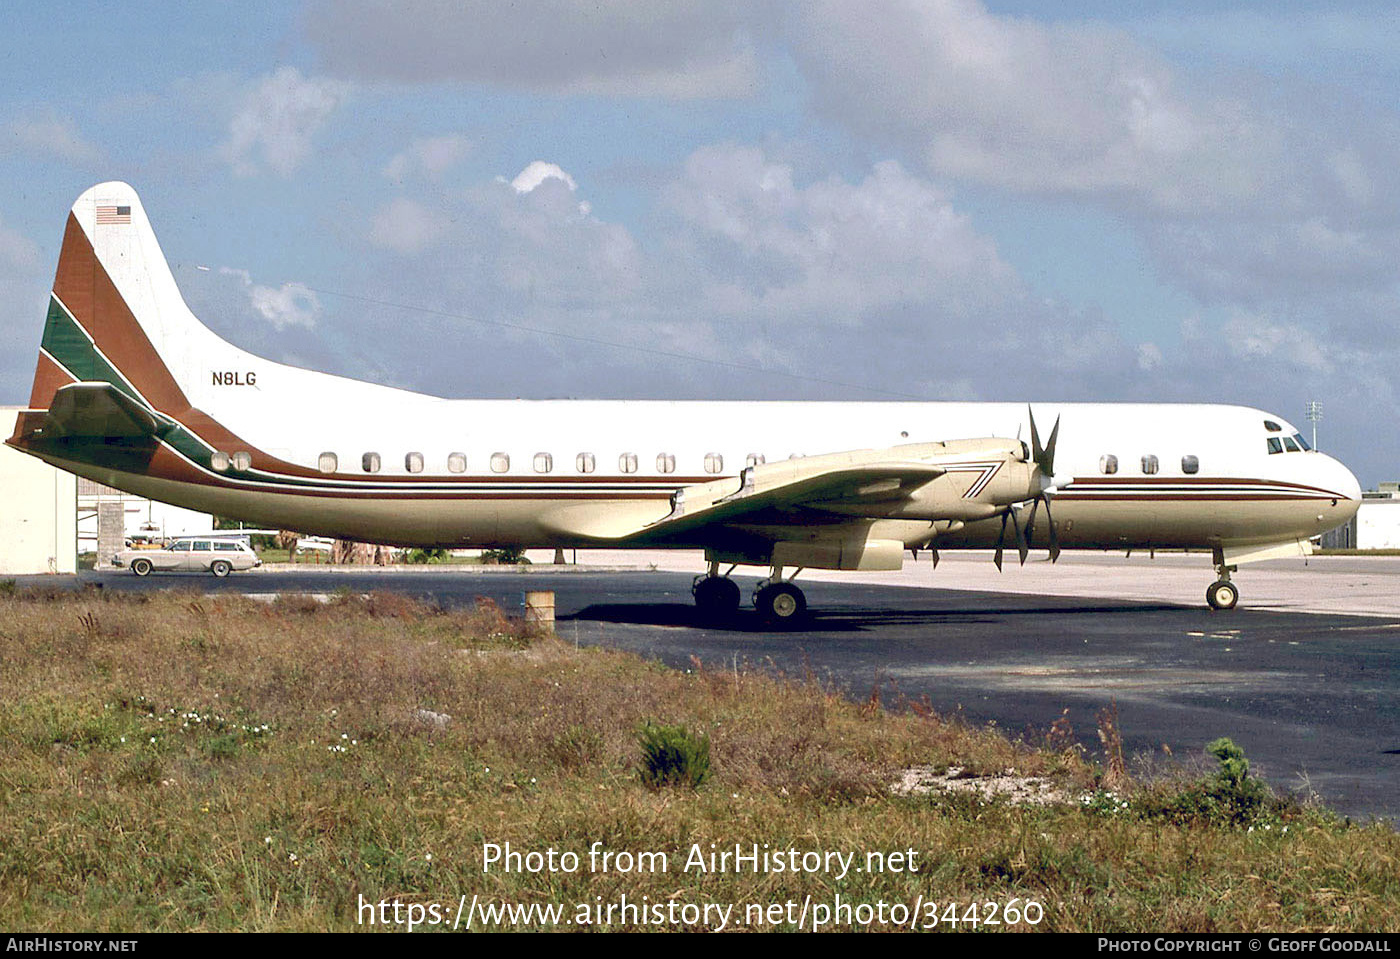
[7, 183, 1362, 623]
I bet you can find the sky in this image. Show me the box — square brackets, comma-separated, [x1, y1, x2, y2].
[2, 0, 1398, 483]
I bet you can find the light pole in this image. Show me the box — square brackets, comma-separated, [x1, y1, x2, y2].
[1305, 400, 1322, 451]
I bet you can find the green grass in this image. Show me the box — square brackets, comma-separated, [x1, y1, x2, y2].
[0, 587, 1396, 932]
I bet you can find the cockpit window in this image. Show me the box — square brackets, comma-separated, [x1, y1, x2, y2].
[1264, 420, 1282, 432]
[1267, 437, 1283, 455]
[1282, 437, 1300, 452]
[1293, 433, 1312, 451]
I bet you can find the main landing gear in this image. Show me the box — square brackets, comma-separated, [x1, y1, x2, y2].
[692, 561, 808, 626]
[1207, 552, 1239, 611]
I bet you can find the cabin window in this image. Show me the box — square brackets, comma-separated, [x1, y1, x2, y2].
[232, 451, 252, 471]
[362, 452, 381, 473]
[1267, 437, 1283, 455]
[1181, 454, 1200, 474]
[193, 541, 212, 552]
[746, 453, 766, 468]
[318, 452, 338, 473]
[490, 452, 510, 473]
[405, 452, 424, 474]
[210, 451, 230, 472]
[656, 453, 676, 474]
[576, 453, 595, 474]
[447, 452, 466, 473]
[1099, 454, 1118, 475]
[704, 452, 723, 474]
[1283, 437, 1300, 453]
[534, 452, 553, 474]
[1293, 433, 1312, 451]
[619, 453, 638, 474]
[215, 542, 240, 551]
[1141, 454, 1159, 475]
[1264, 420, 1282, 432]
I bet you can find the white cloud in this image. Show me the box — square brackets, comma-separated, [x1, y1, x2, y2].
[6, 115, 102, 166]
[510, 161, 577, 195]
[383, 134, 473, 183]
[1136, 342, 1164, 372]
[1219, 313, 1335, 375]
[222, 67, 348, 177]
[219, 267, 321, 329]
[789, 0, 1256, 208]
[305, 0, 764, 98]
[369, 197, 451, 254]
[665, 144, 1018, 325]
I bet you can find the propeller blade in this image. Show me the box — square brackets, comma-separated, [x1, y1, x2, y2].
[1024, 497, 1040, 549]
[994, 511, 1008, 571]
[930, 548, 940, 569]
[1027, 404, 1060, 476]
[1012, 507, 1029, 566]
[1027, 404, 1042, 465]
[1044, 497, 1061, 563]
[1041, 415, 1060, 476]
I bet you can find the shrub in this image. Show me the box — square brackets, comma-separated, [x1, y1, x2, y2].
[637, 722, 712, 789]
[1139, 736, 1277, 827]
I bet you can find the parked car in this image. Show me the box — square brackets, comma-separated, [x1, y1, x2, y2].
[113, 538, 262, 577]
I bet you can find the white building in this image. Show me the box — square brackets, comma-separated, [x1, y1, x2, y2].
[1321, 483, 1400, 549]
[0, 408, 77, 574]
[3, 406, 215, 572]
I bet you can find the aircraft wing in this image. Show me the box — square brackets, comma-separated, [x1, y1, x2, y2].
[637, 456, 948, 542]
[538, 437, 1029, 542]
[41, 382, 172, 439]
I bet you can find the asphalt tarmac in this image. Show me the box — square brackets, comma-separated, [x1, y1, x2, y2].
[24, 562, 1400, 821]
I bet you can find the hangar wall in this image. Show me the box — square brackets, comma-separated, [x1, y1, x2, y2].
[0, 408, 77, 574]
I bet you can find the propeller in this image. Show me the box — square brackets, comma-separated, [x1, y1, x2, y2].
[1026, 404, 1062, 563]
[995, 406, 1063, 569]
[993, 503, 1029, 571]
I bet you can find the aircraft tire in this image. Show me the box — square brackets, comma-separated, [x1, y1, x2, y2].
[693, 576, 741, 619]
[210, 560, 233, 578]
[131, 558, 153, 577]
[1206, 580, 1238, 611]
[756, 582, 807, 626]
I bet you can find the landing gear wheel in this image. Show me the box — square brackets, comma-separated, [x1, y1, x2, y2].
[210, 560, 232, 578]
[693, 576, 741, 619]
[1206, 579, 1238, 611]
[131, 558, 152, 577]
[755, 582, 807, 626]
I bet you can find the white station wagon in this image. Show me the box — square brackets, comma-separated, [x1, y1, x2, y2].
[114, 539, 262, 577]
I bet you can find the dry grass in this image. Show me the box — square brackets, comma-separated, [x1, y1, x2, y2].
[0, 584, 1397, 932]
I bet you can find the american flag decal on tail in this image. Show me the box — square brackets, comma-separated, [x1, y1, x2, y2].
[95, 204, 131, 225]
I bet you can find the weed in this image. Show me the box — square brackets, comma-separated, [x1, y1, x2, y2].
[637, 722, 712, 789]
[1096, 701, 1127, 787]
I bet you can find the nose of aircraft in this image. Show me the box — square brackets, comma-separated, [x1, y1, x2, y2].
[1325, 452, 1362, 520]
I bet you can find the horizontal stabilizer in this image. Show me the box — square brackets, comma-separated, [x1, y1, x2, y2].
[42, 382, 171, 439]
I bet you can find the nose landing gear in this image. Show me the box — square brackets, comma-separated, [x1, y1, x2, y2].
[1207, 551, 1239, 610]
